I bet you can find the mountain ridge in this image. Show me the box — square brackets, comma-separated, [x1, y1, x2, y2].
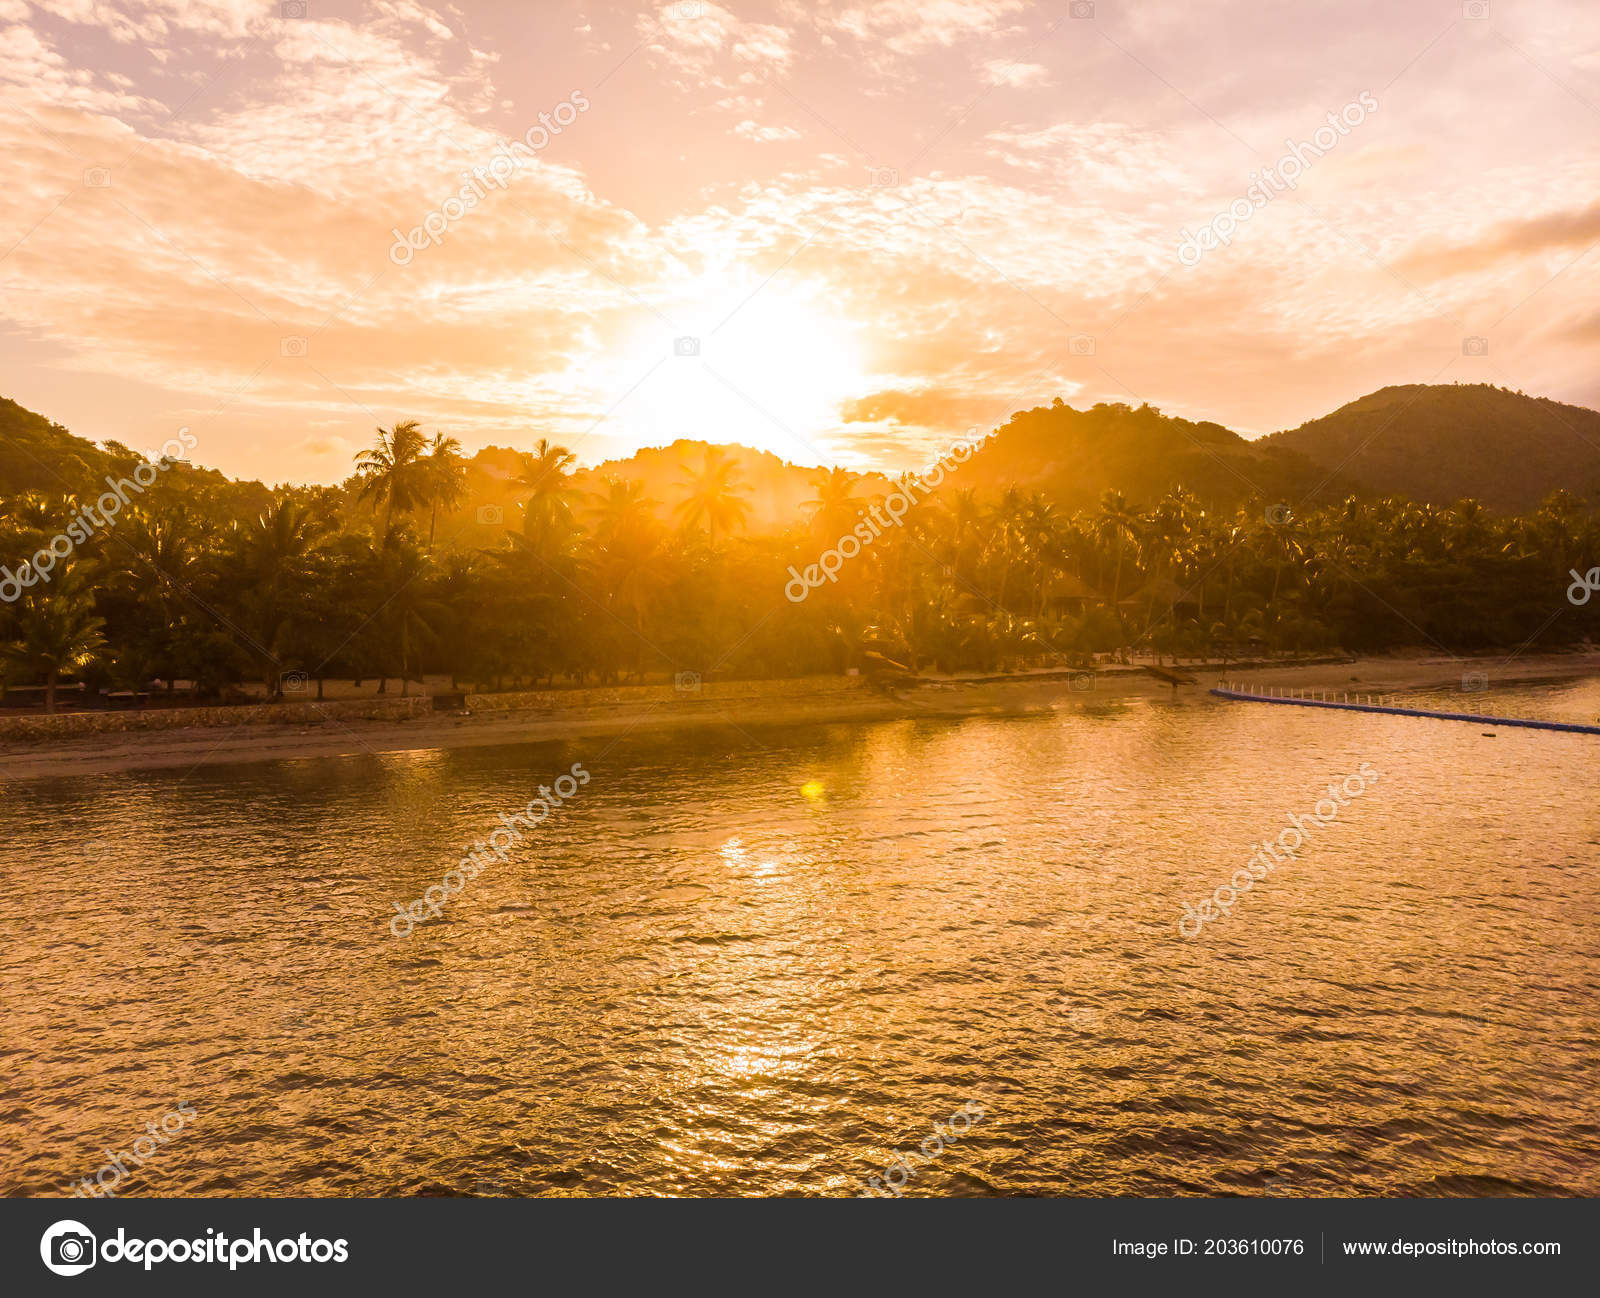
[2, 383, 1595, 524]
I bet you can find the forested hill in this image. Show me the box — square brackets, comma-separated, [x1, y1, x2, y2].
[4, 382, 1599, 521]
[0, 395, 115, 496]
[1259, 383, 1600, 512]
[957, 399, 1322, 510]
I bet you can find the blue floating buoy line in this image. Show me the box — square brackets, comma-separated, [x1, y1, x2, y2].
[1211, 684, 1600, 735]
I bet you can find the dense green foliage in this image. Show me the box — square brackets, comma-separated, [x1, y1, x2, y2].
[1264, 383, 1600, 512]
[3, 391, 1599, 710]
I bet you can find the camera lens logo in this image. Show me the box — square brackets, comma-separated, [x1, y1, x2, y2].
[41, 1221, 97, 1276]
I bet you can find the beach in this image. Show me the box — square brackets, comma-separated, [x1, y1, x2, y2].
[3, 650, 1596, 783]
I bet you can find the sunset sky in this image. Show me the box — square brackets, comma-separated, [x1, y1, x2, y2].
[3, 0, 1599, 484]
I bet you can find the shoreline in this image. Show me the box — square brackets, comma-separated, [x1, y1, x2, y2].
[2, 651, 1597, 783]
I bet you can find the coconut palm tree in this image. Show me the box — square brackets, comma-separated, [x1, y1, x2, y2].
[1533, 490, 1584, 571]
[988, 487, 1028, 609]
[1145, 489, 1201, 584]
[422, 433, 466, 548]
[675, 448, 751, 545]
[1020, 493, 1071, 617]
[0, 490, 59, 538]
[584, 504, 675, 680]
[1094, 489, 1143, 641]
[103, 504, 211, 696]
[514, 439, 580, 554]
[937, 486, 986, 589]
[2, 572, 106, 713]
[227, 497, 331, 696]
[1256, 515, 1310, 615]
[803, 467, 865, 542]
[375, 540, 446, 696]
[588, 477, 659, 545]
[355, 420, 428, 534]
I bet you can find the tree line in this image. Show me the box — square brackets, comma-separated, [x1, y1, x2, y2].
[1, 420, 1597, 711]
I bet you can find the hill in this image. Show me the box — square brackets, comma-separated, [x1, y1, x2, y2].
[957, 398, 1323, 511]
[1260, 383, 1600, 512]
[565, 440, 894, 533]
[8, 383, 1600, 532]
[0, 396, 116, 496]
[420, 439, 897, 541]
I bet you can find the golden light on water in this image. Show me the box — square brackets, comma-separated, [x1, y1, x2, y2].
[8, 678, 1600, 1201]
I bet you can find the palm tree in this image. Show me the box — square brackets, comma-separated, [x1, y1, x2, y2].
[939, 487, 986, 587]
[1094, 489, 1143, 641]
[1534, 490, 1584, 571]
[588, 477, 659, 545]
[1, 490, 59, 536]
[585, 517, 675, 681]
[1446, 498, 1492, 555]
[107, 505, 208, 695]
[2, 573, 106, 713]
[375, 540, 446, 696]
[228, 497, 331, 696]
[1214, 513, 1251, 621]
[355, 420, 428, 534]
[1257, 515, 1310, 616]
[675, 448, 751, 545]
[422, 433, 466, 548]
[1146, 489, 1201, 581]
[514, 439, 580, 553]
[803, 467, 864, 541]
[1021, 492, 1068, 616]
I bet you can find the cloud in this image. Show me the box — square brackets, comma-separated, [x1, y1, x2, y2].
[824, 0, 1027, 54]
[638, 2, 793, 85]
[981, 58, 1047, 87]
[734, 119, 800, 142]
[31, 0, 261, 43]
[839, 387, 1001, 428]
[287, 432, 357, 459]
[983, 121, 1187, 190]
[1397, 200, 1600, 280]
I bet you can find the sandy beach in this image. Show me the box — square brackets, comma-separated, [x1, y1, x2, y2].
[2, 650, 1596, 784]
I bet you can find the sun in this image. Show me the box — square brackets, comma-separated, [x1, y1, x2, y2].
[606, 277, 868, 463]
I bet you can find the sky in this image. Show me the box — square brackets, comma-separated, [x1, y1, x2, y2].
[2, 0, 1599, 485]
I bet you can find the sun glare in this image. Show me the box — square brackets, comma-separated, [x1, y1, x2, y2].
[610, 277, 867, 463]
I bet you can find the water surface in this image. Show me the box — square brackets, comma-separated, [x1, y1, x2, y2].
[3, 677, 1598, 1196]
